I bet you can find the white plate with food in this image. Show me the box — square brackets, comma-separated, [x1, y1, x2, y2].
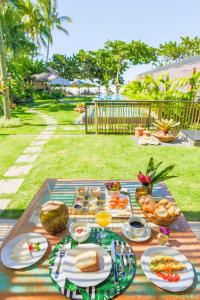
[1, 232, 48, 269]
[63, 243, 112, 287]
[141, 246, 194, 292]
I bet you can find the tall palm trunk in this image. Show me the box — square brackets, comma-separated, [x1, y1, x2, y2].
[0, 18, 11, 119]
[46, 39, 50, 63]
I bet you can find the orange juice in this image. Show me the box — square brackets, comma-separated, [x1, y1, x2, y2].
[96, 210, 112, 227]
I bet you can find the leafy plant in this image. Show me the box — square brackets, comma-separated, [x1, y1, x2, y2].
[153, 119, 180, 134]
[137, 157, 177, 186]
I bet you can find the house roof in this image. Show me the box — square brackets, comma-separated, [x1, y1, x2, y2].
[33, 72, 58, 82]
[138, 55, 200, 76]
[49, 77, 71, 86]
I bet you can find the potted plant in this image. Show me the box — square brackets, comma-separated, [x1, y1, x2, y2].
[136, 157, 177, 197]
[153, 118, 180, 142]
[74, 102, 85, 113]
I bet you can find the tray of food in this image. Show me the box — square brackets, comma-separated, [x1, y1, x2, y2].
[71, 182, 132, 218]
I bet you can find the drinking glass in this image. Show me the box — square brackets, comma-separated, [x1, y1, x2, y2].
[95, 208, 112, 243]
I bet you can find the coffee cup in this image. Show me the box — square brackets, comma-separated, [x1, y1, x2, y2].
[125, 216, 146, 237]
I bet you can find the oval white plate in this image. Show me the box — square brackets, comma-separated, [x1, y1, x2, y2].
[1, 233, 48, 269]
[141, 246, 194, 292]
[122, 223, 151, 242]
[63, 243, 112, 287]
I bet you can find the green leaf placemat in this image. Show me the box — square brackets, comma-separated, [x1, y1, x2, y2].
[49, 228, 136, 300]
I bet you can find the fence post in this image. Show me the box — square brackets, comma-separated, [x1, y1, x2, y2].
[95, 101, 99, 134]
[158, 102, 163, 120]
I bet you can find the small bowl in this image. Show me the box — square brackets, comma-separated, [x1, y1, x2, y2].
[89, 187, 101, 199]
[107, 189, 120, 197]
[76, 187, 88, 197]
[69, 221, 91, 243]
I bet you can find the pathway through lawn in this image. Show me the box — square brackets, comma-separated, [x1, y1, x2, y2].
[0, 110, 57, 245]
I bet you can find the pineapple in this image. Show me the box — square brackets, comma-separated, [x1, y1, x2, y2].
[153, 119, 180, 134]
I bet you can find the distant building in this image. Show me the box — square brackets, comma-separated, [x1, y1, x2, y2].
[137, 55, 200, 80]
[32, 67, 59, 90]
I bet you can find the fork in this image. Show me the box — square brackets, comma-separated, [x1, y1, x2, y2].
[55, 246, 66, 279]
[125, 245, 133, 274]
[115, 241, 126, 278]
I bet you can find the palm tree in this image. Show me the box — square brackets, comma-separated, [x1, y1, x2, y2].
[38, 0, 72, 62]
[19, 0, 49, 52]
[0, 2, 11, 119]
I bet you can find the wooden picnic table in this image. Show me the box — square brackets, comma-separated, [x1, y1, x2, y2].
[0, 179, 200, 300]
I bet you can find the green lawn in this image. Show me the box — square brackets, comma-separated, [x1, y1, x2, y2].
[1, 97, 200, 221]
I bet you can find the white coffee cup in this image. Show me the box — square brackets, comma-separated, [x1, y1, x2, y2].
[125, 216, 146, 237]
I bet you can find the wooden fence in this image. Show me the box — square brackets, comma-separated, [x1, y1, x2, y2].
[85, 100, 200, 134]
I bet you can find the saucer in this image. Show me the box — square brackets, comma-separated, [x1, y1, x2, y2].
[122, 223, 151, 242]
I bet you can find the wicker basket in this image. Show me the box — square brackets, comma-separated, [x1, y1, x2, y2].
[153, 133, 176, 143]
[138, 203, 181, 226]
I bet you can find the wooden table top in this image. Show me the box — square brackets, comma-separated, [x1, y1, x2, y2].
[0, 179, 200, 300]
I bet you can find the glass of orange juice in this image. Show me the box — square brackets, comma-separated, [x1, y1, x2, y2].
[95, 209, 112, 243]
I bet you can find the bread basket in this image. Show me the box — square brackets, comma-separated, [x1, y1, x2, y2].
[137, 196, 181, 226]
[140, 207, 181, 226]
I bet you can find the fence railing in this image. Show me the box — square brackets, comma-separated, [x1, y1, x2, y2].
[85, 100, 200, 134]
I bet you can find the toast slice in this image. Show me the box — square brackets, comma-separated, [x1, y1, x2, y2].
[75, 250, 100, 272]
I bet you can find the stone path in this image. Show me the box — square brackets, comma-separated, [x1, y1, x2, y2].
[0, 110, 57, 244]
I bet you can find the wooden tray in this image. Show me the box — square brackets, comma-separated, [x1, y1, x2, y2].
[71, 189, 132, 218]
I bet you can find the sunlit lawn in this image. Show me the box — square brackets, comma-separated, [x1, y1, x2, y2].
[1, 97, 200, 221]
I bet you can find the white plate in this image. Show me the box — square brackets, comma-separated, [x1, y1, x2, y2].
[1, 233, 48, 269]
[122, 223, 151, 242]
[105, 190, 131, 217]
[141, 246, 194, 292]
[63, 243, 112, 287]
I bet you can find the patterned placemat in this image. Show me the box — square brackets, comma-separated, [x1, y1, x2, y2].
[49, 228, 136, 300]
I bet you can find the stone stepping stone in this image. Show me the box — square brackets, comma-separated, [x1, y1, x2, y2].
[46, 126, 57, 130]
[0, 179, 24, 194]
[0, 199, 10, 213]
[16, 154, 39, 163]
[36, 134, 52, 141]
[23, 146, 42, 154]
[31, 140, 48, 146]
[0, 219, 17, 247]
[4, 165, 32, 177]
[40, 130, 55, 135]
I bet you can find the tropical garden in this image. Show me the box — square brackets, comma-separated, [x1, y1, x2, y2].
[0, 0, 200, 223]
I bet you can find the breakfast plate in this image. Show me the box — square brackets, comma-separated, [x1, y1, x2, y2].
[122, 223, 151, 242]
[1, 232, 48, 269]
[141, 246, 194, 292]
[63, 243, 112, 287]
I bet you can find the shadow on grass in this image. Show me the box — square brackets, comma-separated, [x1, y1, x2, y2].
[0, 208, 25, 219]
[182, 211, 200, 222]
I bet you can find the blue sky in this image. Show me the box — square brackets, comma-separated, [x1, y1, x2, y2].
[47, 0, 200, 81]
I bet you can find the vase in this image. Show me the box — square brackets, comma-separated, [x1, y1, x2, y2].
[157, 233, 169, 246]
[135, 184, 153, 200]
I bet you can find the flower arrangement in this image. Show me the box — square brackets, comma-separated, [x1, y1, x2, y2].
[159, 226, 170, 235]
[137, 157, 177, 188]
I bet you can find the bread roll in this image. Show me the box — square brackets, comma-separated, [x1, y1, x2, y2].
[75, 250, 100, 272]
[168, 205, 176, 217]
[159, 198, 169, 206]
[155, 207, 168, 218]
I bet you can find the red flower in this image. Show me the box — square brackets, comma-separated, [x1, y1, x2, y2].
[137, 173, 146, 184]
[145, 176, 151, 184]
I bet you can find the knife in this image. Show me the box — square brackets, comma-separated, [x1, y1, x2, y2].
[111, 240, 119, 284]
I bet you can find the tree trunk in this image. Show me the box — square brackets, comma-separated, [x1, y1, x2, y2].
[0, 18, 11, 119]
[46, 40, 50, 63]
